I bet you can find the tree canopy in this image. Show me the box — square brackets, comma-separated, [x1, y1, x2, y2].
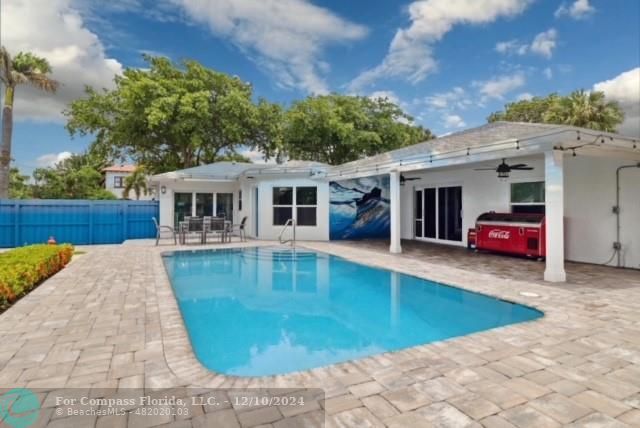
[65, 56, 283, 174]
[0, 47, 58, 198]
[488, 90, 624, 132]
[284, 94, 433, 165]
[30, 153, 115, 200]
[8, 168, 32, 199]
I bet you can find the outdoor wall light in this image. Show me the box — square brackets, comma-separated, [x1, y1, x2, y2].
[161, 185, 166, 194]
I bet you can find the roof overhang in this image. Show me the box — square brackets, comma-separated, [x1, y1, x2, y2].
[326, 127, 639, 180]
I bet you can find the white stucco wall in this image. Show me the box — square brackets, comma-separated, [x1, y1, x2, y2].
[398, 153, 639, 269]
[400, 155, 545, 246]
[158, 181, 240, 227]
[156, 177, 329, 241]
[256, 178, 330, 241]
[564, 156, 640, 269]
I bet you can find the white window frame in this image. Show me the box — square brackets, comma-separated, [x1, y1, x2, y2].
[272, 187, 294, 226]
[271, 186, 318, 227]
[295, 186, 318, 227]
[414, 184, 464, 246]
[510, 180, 545, 209]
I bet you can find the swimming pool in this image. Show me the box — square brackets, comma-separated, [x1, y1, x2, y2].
[162, 246, 542, 376]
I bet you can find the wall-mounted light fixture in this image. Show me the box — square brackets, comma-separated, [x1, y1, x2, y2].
[161, 185, 166, 194]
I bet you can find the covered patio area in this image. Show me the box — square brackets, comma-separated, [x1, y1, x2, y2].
[330, 121, 640, 283]
[330, 239, 639, 289]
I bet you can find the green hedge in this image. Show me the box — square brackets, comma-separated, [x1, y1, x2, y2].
[0, 244, 74, 311]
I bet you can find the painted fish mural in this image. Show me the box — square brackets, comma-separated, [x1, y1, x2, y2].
[329, 175, 390, 240]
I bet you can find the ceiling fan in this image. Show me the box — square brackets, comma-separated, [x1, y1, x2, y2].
[400, 175, 421, 185]
[475, 159, 534, 179]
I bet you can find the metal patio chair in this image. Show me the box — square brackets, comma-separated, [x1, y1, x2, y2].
[228, 216, 248, 242]
[204, 217, 227, 243]
[181, 217, 205, 244]
[152, 217, 177, 246]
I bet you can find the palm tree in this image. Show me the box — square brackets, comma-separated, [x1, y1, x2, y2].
[0, 47, 59, 198]
[544, 90, 624, 132]
[123, 166, 148, 200]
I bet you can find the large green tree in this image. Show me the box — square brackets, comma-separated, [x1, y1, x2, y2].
[0, 47, 59, 198]
[31, 153, 115, 200]
[65, 56, 282, 173]
[488, 90, 624, 132]
[8, 167, 32, 199]
[284, 94, 433, 165]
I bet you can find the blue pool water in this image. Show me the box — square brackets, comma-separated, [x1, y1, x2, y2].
[162, 247, 542, 376]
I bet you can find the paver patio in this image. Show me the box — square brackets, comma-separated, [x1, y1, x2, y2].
[0, 239, 639, 427]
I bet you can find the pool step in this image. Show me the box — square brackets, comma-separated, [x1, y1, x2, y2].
[239, 248, 321, 262]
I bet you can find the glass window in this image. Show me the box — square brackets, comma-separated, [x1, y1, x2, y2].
[511, 182, 545, 204]
[297, 207, 317, 226]
[113, 176, 124, 188]
[273, 207, 292, 225]
[174, 193, 193, 227]
[195, 193, 213, 217]
[216, 193, 233, 223]
[273, 187, 293, 205]
[296, 187, 317, 205]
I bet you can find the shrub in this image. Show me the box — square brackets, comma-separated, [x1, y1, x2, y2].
[0, 244, 74, 311]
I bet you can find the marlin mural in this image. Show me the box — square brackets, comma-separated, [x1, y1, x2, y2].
[329, 175, 390, 240]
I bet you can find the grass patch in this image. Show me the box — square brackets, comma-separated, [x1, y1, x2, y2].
[0, 244, 74, 313]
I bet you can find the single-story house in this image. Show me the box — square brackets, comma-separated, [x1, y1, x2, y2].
[150, 122, 640, 282]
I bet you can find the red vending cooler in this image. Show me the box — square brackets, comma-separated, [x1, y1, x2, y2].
[474, 212, 546, 258]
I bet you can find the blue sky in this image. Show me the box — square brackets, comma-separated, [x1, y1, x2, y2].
[3, 0, 639, 174]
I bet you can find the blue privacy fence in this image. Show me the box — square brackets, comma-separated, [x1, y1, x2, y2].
[0, 199, 159, 248]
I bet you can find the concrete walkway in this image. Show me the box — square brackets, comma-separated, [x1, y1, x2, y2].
[0, 239, 639, 427]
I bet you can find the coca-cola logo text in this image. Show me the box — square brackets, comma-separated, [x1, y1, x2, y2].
[488, 229, 510, 239]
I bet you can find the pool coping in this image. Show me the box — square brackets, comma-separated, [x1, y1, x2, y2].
[153, 241, 569, 390]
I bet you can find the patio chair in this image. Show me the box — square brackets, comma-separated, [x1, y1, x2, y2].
[181, 217, 205, 245]
[152, 217, 177, 246]
[205, 217, 227, 243]
[228, 216, 248, 242]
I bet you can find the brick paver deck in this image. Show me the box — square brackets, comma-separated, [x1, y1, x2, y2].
[0, 239, 639, 427]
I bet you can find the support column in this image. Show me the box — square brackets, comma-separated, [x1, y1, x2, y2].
[544, 150, 566, 282]
[389, 170, 402, 254]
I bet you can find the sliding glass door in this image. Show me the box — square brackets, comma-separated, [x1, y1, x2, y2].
[216, 193, 233, 223]
[174, 193, 193, 227]
[414, 186, 462, 242]
[195, 193, 213, 217]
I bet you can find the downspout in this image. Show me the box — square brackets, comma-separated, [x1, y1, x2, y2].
[614, 163, 640, 267]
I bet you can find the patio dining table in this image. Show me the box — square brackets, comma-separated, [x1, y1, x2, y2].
[179, 217, 232, 244]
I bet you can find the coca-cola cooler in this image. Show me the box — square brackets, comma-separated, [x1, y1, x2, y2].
[471, 212, 546, 258]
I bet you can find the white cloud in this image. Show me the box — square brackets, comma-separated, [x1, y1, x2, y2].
[495, 28, 558, 59]
[516, 92, 534, 101]
[423, 87, 473, 111]
[36, 151, 73, 167]
[170, 0, 367, 94]
[530, 28, 558, 59]
[369, 90, 401, 106]
[593, 68, 640, 137]
[473, 73, 526, 100]
[349, 0, 532, 91]
[1, 0, 123, 122]
[495, 39, 528, 56]
[555, 0, 595, 20]
[543, 67, 553, 79]
[443, 114, 466, 129]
